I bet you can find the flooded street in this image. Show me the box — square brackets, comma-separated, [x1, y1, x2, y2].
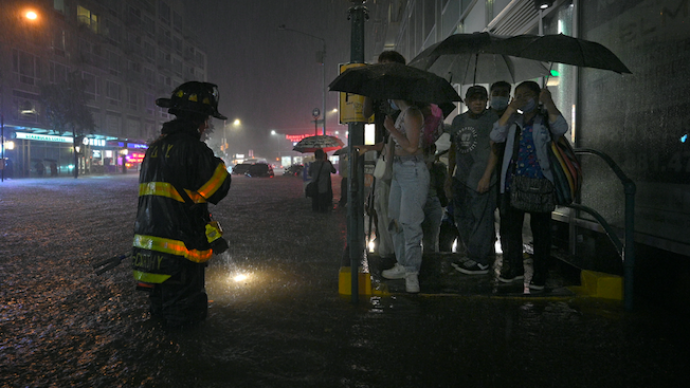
[1, 174, 687, 387]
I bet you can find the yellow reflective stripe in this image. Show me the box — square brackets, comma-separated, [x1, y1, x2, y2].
[132, 270, 171, 284]
[133, 234, 213, 263]
[197, 163, 228, 199]
[184, 189, 207, 203]
[138, 182, 184, 202]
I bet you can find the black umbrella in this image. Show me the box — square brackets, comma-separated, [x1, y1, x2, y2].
[409, 32, 549, 84]
[328, 63, 462, 104]
[496, 33, 632, 74]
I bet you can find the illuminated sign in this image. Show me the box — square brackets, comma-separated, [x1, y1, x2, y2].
[285, 134, 311, 142]
[106, 141, 148, 149]
[16, 132, 73, 143]
[89, 138, 106, 147]
[126, 153, 145, 164]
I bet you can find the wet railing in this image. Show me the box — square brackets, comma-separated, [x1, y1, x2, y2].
[561, 148, 636, 311]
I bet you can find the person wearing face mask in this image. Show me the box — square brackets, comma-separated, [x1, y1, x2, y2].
[489, 81, 512, 117]
[489, 81, 512, 262]
[445, 85, 500, 275]
[490, 80, 568, 291]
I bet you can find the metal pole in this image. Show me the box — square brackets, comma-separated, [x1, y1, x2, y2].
[1, 114, 4, 182]
[73, 126, 78, 179]
[347, 1, 367, 303]
[322, 52, 327, 136]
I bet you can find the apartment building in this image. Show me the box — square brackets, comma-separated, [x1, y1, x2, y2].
[0, 0, 207, 176]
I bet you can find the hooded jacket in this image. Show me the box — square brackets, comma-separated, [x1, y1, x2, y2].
[132, 118, 231, 284]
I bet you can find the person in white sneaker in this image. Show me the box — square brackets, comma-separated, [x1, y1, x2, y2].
[380, 98, 430, 294]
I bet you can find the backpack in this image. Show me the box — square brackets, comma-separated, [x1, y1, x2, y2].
[422, 104, 444, 149]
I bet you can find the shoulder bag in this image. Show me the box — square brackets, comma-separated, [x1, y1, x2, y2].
[306, 162, 324, 198]
[508, 123, 556, 213]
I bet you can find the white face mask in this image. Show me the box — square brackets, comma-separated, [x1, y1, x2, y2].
[490, 96, 509, 111]
[387, 99, 399, 111]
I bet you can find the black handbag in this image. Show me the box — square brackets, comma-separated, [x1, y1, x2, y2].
[507, 123, 555, 213]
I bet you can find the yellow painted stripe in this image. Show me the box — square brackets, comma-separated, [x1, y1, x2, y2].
[197, 163, 229, 199]
[133, 234, 213, 263]
[132, 270, 171, 284]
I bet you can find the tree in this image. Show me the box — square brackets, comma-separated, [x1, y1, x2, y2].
[40, 71, 95, 178]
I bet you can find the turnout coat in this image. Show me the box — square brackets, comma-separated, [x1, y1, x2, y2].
[132, 119, 231, 284]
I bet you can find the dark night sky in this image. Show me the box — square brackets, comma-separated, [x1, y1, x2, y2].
[184, 0, 382, 158]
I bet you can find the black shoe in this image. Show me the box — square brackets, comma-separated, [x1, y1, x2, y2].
[498, 261, 525, 283]
[529, 271, 546, 291]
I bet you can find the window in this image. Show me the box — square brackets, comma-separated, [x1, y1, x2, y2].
[128, 60, 142, 73]
[52, 28, 67, 55]
[82, 72, 97, 100]
[106, 80, 121, 102]
[12, 50, 40, 85]
[145, 93, 155, 116]
[128, 88, 139, 111]
[13, 90, 40, 122]
[159, 2, 171, 25]
[144, 67, 155, 86]
[77, 5, 99, 33]
[49, 62, 69, 83]
[108, 51, 120, 75]
[54, 0, 66, 13]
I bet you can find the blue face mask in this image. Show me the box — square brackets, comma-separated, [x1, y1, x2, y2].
[490, 96, 509, 111]
[388, 99, 399, 111]
[521, 98, 536, 113]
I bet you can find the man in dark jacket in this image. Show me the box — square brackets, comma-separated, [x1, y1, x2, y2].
[132, 81, 231, 327]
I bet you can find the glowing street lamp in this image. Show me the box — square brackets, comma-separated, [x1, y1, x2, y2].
[25, 11, 38, 20]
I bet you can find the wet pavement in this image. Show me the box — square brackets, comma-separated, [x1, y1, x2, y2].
[0, 174, 688, 387]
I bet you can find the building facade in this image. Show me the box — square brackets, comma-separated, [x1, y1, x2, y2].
[0, 0, 207, 177]
[367, 0, 690, 303]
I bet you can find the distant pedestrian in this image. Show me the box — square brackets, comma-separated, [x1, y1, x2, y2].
[36, 161, 45, 177]
[132, 81, 231, 328]
[50, 162, 58, 177]
[309, 148, 336, 213]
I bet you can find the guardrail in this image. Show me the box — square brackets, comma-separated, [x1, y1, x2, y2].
[563, 148, 636, 311]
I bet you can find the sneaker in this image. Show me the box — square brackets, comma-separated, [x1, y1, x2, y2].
[451, 259, 489, 275]
[528, 280, 545, 292]
[381, 263, 408, 279]
[405, 273, 420, 293]
[498, 263, 525, 283]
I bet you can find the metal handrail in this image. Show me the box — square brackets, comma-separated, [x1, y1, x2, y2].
[566, 148, 636, 311]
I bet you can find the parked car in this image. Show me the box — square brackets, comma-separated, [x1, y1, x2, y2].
[232, 163, 252, 175]
[283, 164, 304, 177]
[245, 163, 274, 178]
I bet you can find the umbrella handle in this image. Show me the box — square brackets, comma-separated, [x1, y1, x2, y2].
[543, 62, 553, 89]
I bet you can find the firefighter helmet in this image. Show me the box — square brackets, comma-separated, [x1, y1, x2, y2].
[156, 81, 227, 120]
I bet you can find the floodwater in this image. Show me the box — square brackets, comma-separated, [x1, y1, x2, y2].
[1, 174, 688, 387]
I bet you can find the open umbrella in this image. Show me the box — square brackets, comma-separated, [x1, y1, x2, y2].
[495, 33, 632, 74]
[292, 135, 344, 153]
[409, 32, 549, 84]
[328, 63, 462, 104]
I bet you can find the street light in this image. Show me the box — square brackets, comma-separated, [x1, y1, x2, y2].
[278, 24, 327, 136]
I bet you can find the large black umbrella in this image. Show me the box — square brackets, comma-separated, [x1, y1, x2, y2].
[292, 135, 344, 153]
[409, 32, 549, 84]
[496, 33, 632, 74]
[328, 63, 462, 104]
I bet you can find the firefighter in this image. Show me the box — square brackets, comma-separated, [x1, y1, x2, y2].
[132, 81, 231, 328]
